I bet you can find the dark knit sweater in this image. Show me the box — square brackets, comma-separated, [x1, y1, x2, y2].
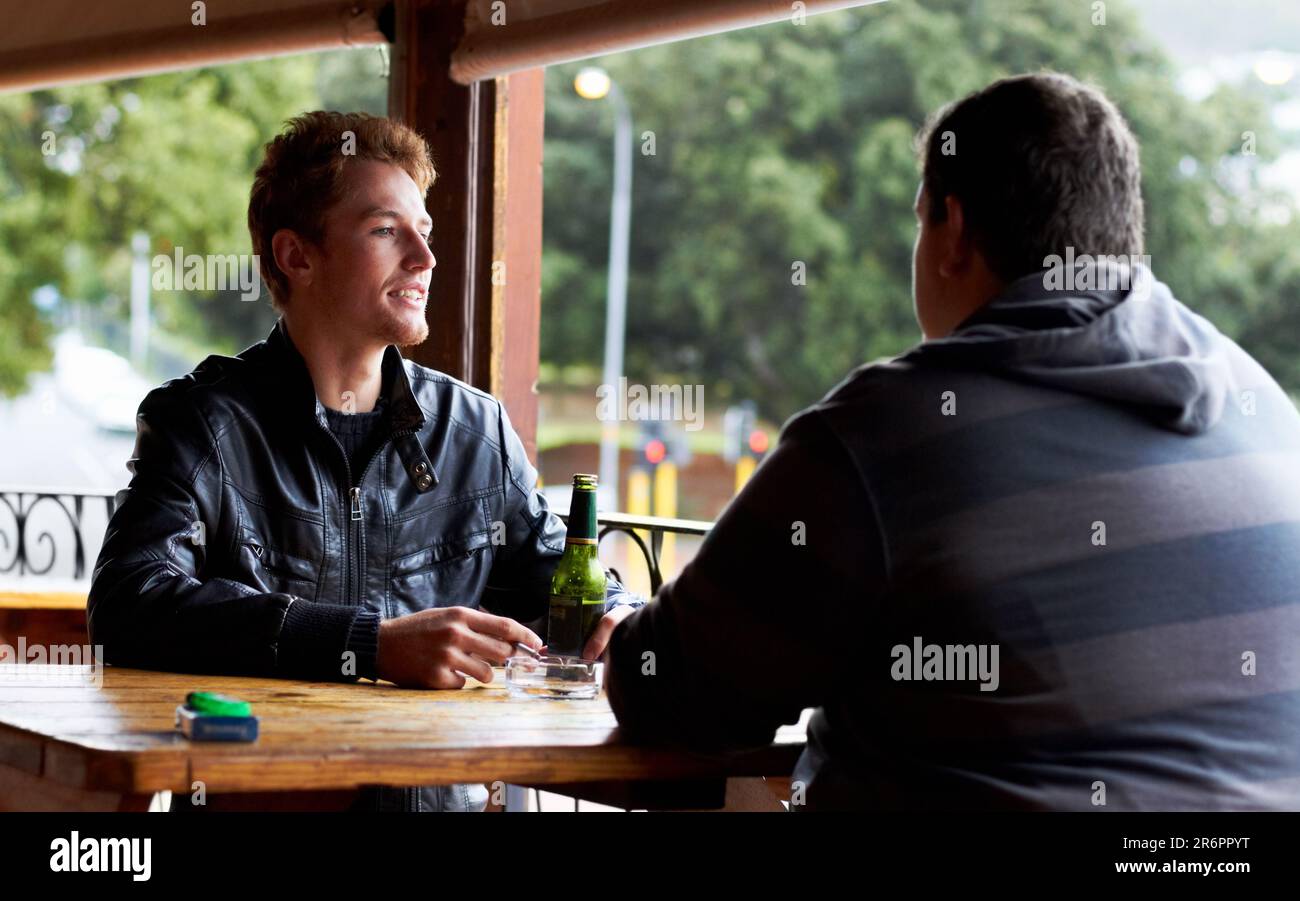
[322, 380, 390, 682]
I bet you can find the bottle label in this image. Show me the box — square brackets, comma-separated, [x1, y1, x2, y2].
[547, 593, 605, 657]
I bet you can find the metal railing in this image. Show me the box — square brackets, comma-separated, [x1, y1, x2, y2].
[0, 486, 711, 593]
[0, 486, 118, 580]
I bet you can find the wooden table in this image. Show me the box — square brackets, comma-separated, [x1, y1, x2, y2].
[0, 665, 806, 811]
[0, 592, 88, 650]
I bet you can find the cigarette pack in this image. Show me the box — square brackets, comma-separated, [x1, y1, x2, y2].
[175, 705, 259, 742]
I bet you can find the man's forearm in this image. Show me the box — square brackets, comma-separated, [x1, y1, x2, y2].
[605, 409, 886, 751]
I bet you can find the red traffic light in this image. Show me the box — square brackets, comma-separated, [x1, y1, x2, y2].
[747, 430, 769, 455]
[645, 438, 666, 465]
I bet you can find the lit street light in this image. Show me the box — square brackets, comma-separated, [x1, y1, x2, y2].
[575, 66, 633, 512]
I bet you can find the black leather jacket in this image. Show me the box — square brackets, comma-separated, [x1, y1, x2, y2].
[89, 319, 634, 812]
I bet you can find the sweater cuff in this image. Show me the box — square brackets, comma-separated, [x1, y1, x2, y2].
[277, 599, 367, 681]
[345, 610, 382, 682]
[605, 590, 648, 613]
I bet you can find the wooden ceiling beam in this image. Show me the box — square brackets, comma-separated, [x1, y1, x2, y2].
[0, 2, 388, 95]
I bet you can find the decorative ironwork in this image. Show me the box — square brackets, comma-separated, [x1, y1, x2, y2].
[0, 487, 118, 580]
[558, 511, 713, 594]
[0, 487, 712, 593]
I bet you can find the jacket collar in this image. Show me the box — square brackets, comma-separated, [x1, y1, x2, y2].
[263, 318, 427, 434]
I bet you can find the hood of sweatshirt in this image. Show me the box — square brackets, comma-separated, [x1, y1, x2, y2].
[900, 262, 1233, 435]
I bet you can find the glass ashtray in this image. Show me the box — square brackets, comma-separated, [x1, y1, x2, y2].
[505, 655, 604, 700]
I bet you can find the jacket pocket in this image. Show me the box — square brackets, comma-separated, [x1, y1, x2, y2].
[389, 531, 493, 613]
[391, 530, 492, 580]
[242, 539, 319, 594]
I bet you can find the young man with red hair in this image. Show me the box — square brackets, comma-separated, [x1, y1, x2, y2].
[90, 112, 639, 812]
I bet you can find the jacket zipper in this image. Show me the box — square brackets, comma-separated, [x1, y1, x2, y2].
[315, 421, 357, 603]
[316, 419, 418, 605]
[348, 428, 417, 603]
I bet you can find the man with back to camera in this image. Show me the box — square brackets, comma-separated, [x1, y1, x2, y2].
[606, 72, 1300, 810]
[88, 111, 641, 812]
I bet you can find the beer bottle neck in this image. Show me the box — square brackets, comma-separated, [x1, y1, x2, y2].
[566, 487, 598, 542]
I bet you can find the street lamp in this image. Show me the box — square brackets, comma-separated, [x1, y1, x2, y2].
[575, 66, 633, 512]
[1254, 51, 1295, 86]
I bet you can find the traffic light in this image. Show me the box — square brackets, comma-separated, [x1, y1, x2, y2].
[639, 420, 667, 468]
[722, 403, 751, 464]
[724, 402, 768, 462]
[632, 420, 678, 579]
[725, 401, 768, 493]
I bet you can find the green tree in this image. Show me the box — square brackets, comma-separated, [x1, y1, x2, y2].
[540, 0, 1300, 424]
[0, 48, 385, 396]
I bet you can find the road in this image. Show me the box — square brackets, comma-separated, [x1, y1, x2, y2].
[0, 370, 139, 493]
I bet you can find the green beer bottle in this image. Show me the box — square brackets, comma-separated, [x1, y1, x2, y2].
[547, 474, 607, 658]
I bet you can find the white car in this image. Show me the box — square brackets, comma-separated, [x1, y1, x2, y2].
[52, 334, 153, 433]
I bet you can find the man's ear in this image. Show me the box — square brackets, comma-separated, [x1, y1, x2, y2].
[938, 194, 971, 279]
[271, 228, 314, 293]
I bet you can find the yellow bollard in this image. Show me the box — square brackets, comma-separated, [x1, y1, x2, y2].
[625, 468, 652, 596]
[654, 461, 677, 582]
[735, 455, 757, 494]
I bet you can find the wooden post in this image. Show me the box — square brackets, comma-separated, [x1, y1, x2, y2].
[488, 68, 545, 462]
[388, 0, 545, 462]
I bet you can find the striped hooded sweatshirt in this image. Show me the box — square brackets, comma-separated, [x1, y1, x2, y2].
[608, 262, 1300, 810]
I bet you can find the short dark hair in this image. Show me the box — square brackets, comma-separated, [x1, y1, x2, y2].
[916, 72, 1145, 283]
[248, 111, 436, 311]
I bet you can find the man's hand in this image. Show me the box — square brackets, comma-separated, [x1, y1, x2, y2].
[376, 607, 542, 689]
[581, 605, 637, 662]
